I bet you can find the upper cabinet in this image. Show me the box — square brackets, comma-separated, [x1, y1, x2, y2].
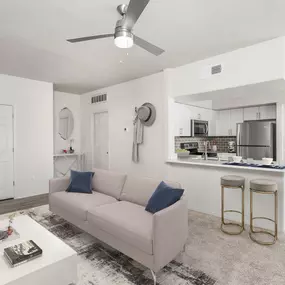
[216, 104, 276, 137]
[244, 107, 259, 121]
[259, 105, 276, 120]
[230, 109, 243, 136]
[172, 102, 216, 136]
[216, 109, 243, 136]
[244, 105, 276, 121]
[172, 101, 276, 138]
[216, 110, 230, 136]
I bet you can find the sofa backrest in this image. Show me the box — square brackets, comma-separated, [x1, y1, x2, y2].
[92, 168, 127, 200]
[120, 176, 181, 207]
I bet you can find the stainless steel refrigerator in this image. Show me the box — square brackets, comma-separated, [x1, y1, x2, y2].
[236, 121, 276, 160]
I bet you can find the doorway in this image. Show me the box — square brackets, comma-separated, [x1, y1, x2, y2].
[0, 105, 14, 200]
[93, 112, 109, 169]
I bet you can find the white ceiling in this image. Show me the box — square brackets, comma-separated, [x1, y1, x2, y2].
[1, 0, 285, 94]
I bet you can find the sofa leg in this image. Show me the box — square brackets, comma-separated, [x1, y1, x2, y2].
[150, 270, 156, 285]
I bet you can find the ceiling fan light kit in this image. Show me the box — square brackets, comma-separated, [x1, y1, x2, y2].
[67, 0, 165, 56]
[114, 28, 134, 49]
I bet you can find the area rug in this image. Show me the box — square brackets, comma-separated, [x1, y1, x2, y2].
[13, 207, 216, 285]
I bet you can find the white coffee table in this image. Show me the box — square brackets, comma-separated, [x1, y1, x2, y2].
[0, 215, 78, 285]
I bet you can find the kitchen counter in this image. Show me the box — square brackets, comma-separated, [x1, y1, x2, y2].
[167, 158, 285, 173]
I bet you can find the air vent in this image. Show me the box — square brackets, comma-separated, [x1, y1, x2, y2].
[91, 93, 107, 104]
[211, 64, 222, 75]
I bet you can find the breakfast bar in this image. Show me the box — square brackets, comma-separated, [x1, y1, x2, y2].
[166, 158, 285, 233]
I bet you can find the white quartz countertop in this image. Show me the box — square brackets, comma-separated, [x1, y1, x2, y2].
[166, 158, 285, 173]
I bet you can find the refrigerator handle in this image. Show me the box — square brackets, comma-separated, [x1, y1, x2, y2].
[237, 124, 241, 147]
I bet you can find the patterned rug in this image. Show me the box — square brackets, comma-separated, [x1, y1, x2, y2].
[11, 207, 216, 285]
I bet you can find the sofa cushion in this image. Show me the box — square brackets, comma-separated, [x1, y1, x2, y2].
[66, 170, 94, 194]
[49, 191, 117, 221]
[145, 181, 184, 213]
[120, 176, 181, 207]
[88, 201, 153, 254]
[92, 168, 127, 199]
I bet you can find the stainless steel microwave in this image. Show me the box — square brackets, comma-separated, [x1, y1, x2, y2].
[191, 120, 209, 137]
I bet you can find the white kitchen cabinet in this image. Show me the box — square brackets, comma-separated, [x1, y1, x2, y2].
[259, 105, 276, 120]
[172, 103, 191, 136]
[230, 108, 243, 136]
[215, 104, 276, 137]
[172, 102, 217, 137]
[216, 109, 243, 136]
[216, 110, 230, 136]
[244, 107, 259, 121]
[243, 105, 276, 121]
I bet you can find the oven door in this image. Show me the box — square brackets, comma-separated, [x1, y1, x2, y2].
[191, 120, 208, 137]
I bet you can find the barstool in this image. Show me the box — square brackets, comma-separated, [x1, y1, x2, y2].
[249, 179, 278, 245]
[221, 175, 245, 235]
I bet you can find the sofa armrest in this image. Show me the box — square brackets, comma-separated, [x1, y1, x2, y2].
[152, 195, 188, 272]
[49, 177, 70, 194]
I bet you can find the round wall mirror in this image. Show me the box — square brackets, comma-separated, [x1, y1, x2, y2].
[58, 107, 74, 140]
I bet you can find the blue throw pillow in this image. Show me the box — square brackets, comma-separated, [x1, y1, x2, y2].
[66, 170, 94, 194]
[145, 181, 184, 214]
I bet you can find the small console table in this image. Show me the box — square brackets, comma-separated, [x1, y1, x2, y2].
[53, 153, 85, 177]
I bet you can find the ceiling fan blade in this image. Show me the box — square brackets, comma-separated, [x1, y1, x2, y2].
[67, 34, 114, 43]
[134, 35, 164, 56]
[122, 0, 150, 30]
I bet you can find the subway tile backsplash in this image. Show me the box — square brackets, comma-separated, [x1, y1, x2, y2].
[175, 136, 237, 153]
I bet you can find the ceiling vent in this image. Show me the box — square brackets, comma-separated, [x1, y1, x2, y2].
[91, 93, 107, 104]
[211, 64, 222, 75]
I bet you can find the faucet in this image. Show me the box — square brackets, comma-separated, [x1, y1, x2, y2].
[203, 141, 208, 160]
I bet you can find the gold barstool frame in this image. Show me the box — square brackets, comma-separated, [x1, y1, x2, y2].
[249, 188, 278, 245]
[221, 184, 245, 235]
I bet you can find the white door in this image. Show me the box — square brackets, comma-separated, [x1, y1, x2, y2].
[216, 110, 230, 136]
[0, 105, 14, 200]
[93, 112, 109, 170]
[230, 109, 243, 136]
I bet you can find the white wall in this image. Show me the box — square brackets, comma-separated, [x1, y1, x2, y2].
[54, 91, 81, 153]
[53, 91, 81, 177]
[80, 73, 167, 179]
[168, 37, 285, 98]
[0, 74, 53, 198]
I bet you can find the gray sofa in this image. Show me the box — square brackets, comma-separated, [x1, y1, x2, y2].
[49, 168, 188, 283]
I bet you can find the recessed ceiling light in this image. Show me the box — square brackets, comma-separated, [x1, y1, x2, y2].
[119, 60, 123, 64]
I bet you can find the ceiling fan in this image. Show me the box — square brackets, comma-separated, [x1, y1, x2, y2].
[67, 0, 165, 56]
